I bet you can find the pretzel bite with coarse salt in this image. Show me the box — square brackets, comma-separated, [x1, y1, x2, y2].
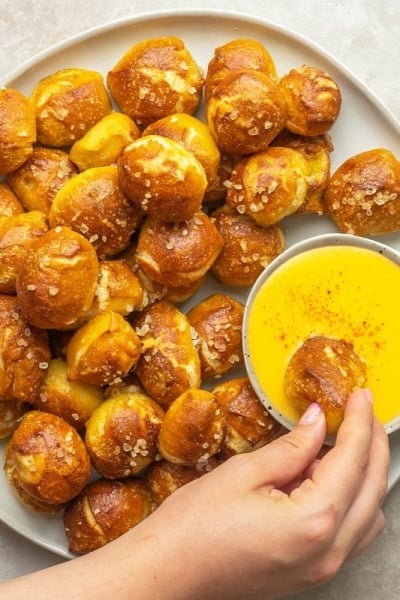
[132, 300, 201, 409]
[323, 148, 400, 235]
[210, 204, 285, 287]
[64, 478, 153, 555]
[7, 147, 78, 215]
[0, 88, 36, 175]
[0, 400, 28, 439]
[66, 310, 142, 387]
[117, 135, 207, 222]
[135, 211, 223, 288]
[284, 335, 367, 436]
[49, 165, 143, 258]
[212, 377, 283, 459]
[30, 67, 112, 147]
[158, 388, 226, 468]
[0, 295, 51, 405]
[0, 182, 24, 217]
[187, 293, 244, 379]
[206, 69, 287, 156]
[4, 410, 91, 512]
[205, 38, 278, 101]
[16, 226, 99, 330]
[35, 357, 103, 431]
[279, 65, 341, 136]
[0, 210, 48, 294]
[107, 36, 204, 128]
[84, 391, 164, 478]
[226, 146, 310, 227]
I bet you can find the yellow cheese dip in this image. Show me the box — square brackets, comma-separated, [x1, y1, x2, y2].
[244, 241, 400, 432]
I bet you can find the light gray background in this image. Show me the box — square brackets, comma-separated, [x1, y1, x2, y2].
[1, 1, 400, 598]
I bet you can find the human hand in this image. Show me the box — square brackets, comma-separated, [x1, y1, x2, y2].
[144, 388, 389, 600]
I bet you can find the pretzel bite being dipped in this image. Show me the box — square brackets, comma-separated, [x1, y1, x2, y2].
[212, 377, 283, 459]
[0, 295, 51, 404]
[206, 69, 287, 156]
[210, 205, 285, 287]
[187, 293, 244, 379]
[4, 410, 91, 512]
[49, 165, 143, 258]
[107, 36, 204, 128]
[158, 388, 226, 468]
[0, 88, 36, 175]
[271, 130, 333, 214]
[324, 148, 400, 235]
[205, 38, 278, 101]
[132, 300, 201, 409]
[279, 65, 341, 136]
[135, 211, 223, 288]
[143, 113, 221, 193]
[0, 182, 24, 216]
[35, 357, 103, 431]
[226, 146, 310, 227]
[30, 67, 112, 147]
[0, 400, 28, 439]
[117, 135, 207, 222]
[66, 310, 142, 387]
[64, 477, 153, 555]
[284, 335, 366, 436]
[7, 147, 78, 214]
[69, 112, 141, 171]
[0, 210, 48, 294]
[84, 391, 164, 478]
[16, 226, 99, 330]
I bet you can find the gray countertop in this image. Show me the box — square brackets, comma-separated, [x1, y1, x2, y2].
[1, 1, 400, 598]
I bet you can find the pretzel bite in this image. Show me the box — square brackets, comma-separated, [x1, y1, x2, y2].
[0, 182, 24, 216]
[226, 146, 310, 227]
[187, 293, 244, 379]
[279, 65, 341, 136]
[0, 210, 48, 294]
[4, 410, 91, 511]
[16, 226, 99, 330]
[49, 165, 142, 258]
[324, 148, 400, 235]
[143, 113, 221, 192]
[0, 88, 36, 175]
[158, 388, 226, 467]
[145, 459, 210, 506]
[205, 38, 278, 101]
[202, 153, 241, 207]
[271, 130, 333, 214]
[0, 400, 28, 439]
[34, 358, 103, 431]
[7, 147, 78, 214]
[69, 112, 141, 171]
[135, 211, 223, 288]
[30, 67, 112, 147]
[284, 335, 366, 436]
[206, 69, 287, 156]
[162, 276, 206, 305]
[84, 391, 164, 478]
[66, 310, 142, 387]
[132, 300, 201, 409]
[107, 36, 204, 128]
[117, 135, 207, 222]
[0, 295, 50, 404]
[212, 377, 282, 459]
[210, 205, 285, 287]
[64, 477, 153, 555]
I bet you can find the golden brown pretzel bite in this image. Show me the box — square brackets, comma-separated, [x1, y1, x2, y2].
[0, 88, 36, 175]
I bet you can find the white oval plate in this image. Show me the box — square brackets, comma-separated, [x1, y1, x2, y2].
[1, 9, 400, 559]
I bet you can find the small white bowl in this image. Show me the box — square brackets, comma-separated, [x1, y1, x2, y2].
[243, 232, 400, 441]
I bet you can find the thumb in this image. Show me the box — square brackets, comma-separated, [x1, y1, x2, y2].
[243, 402, 327, 490]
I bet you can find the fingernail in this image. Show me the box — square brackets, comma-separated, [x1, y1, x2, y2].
[299, 402, 322, 424]
[363, 388, 373, 404]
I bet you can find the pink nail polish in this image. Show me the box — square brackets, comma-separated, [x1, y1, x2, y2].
[299, 402, 322, 424]
[363, 388, 373, 404]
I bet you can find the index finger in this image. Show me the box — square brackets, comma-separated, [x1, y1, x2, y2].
[293, 388, 375, 519]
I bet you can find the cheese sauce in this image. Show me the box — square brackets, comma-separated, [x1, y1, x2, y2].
[245, 244, 400, 429]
